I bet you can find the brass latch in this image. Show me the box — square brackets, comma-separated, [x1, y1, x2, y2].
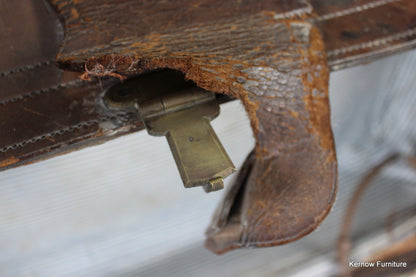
[105, 70, 236, 192]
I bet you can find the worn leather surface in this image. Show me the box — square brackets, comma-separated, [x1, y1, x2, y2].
[311, 0, 416, 70]
[51, 0, 416, 72]
[47, 0, 338, 254]
[0, 0, 142, 170]
[0, 0, 415, 254]
[2, 0, 415, 172]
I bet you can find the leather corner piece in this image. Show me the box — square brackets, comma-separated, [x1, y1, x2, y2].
[205, 152, 337, 255]
[205, 23, 337, 254]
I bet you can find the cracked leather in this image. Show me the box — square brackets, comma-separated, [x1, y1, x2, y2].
[0, 0, 415, 254]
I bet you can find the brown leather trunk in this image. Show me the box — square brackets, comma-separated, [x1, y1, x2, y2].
[1, 0, 415, 254]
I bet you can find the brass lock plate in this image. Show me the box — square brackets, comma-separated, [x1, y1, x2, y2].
[104, 70, 236, 192]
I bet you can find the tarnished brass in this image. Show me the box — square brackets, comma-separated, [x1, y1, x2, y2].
[105, 71, 236, 192]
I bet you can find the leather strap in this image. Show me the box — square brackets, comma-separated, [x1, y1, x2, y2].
[312, 0, 416, 70]
[50, 0, 416, 71]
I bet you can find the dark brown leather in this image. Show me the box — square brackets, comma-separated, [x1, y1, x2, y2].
[0, 0, 415, 254]
[44, 0, 338, 254]
[2, 0, 415, 173]
[311, 0, 416, 69]
[49, 0, 416, 72]
[0, 0, 142, 169]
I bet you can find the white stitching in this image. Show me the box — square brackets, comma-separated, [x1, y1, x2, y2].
[314, 0, 401, 22]
[328, 27, 416, 57]
[273, 3, 313, 20]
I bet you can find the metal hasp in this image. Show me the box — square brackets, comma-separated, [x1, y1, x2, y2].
[105, 70, 236, 192]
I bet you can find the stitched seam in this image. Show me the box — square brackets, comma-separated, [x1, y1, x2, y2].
[328, 27, 416, 57]
[273, 3, 313, 20]
[13, 132, 100, 162]
[0, 120, 99, 153]
[0, 115, 122, 153]
[0, 60, 54, 77]
[0, 115, 132, 153]
[314, 0, 401, 22]
[0, 79, 85, 106]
